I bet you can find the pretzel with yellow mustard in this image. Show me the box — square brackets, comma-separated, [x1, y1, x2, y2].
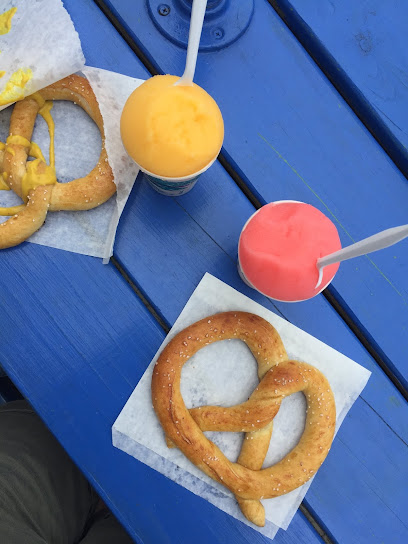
[0, 74, 115, 249]
[152, 311, 336, 527]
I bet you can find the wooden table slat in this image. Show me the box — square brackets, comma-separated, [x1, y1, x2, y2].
[102, 0, 408, 390]
[271, 0, 408, 176]
[1, 245, 321, 544]
[113, 169, 408, 544]
[0, 2, 406, 543]
[0, 2, 321, 543]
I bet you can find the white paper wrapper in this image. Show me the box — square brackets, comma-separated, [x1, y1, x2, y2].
[0, 0, 85, 111]
[112, 273, 371, 539]
[82, 67, 141, 261]
[0, 67, 142, 259]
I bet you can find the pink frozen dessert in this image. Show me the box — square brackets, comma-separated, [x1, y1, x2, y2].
[238, 201, 341, 302]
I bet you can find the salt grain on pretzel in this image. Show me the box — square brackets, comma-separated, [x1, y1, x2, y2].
[152, 311, 336, 527]
[0, 74, 115, 249]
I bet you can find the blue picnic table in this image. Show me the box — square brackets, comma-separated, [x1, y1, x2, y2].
[1, 1, 407, 543]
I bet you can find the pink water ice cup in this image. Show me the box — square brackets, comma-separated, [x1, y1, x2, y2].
[238, 201, 342, 302]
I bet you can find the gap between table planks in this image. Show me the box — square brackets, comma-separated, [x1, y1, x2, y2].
[113, 169, 408, 544]
[83, 1, 408, 540]
[0, 1, 325, 543]
[78, 0, 404, 540]
[2, 245, 322, 544]
[97, 0, 408, 395]
[0, 2, 404, 542]
[81, 2, 406, 540]
[269, 0, 408, 178]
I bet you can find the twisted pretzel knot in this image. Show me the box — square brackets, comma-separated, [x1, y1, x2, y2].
[0, 74, 115, 249]
[152, 311, 336, 527]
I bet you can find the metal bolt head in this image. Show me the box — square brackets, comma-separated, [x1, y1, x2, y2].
[158, 4, 170, 16]
[211, 27, 224, 39]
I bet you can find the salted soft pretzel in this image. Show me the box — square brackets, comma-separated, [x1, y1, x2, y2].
[0, 74, 115, 249]
[152, 311, 336, 527]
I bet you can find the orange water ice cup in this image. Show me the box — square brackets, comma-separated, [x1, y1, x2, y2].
[238, 201, 342, 302]
[120, 74, 224, 195]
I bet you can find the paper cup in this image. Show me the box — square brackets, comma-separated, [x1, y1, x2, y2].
[141, 155, 219, 197]
[237, 201, 338, 303]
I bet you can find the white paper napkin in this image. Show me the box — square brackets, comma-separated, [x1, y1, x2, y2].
[112, 273, 371, 540]
[0, 0, 85, 111]
[81, 67, 142, 262]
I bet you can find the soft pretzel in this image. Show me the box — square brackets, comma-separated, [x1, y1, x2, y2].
[152, 311, 336, 527]
[0, 74, 116, 249]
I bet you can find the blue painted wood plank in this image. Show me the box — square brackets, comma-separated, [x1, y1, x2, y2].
[113, 167, 408, 544]
[271, 0, 408, 176]
[118, 171, 408, 443]
[1, 223, 407, 544]
[0, 3, 322, 544]
[1, 245, 322, 544]
[62, 0, 150, 78]
[101, 0, 408, 391]
[1, 5, 320, 541]
[310, 397, 408, 543]
[70, 2, 408, 542]
[0, 1, 405, 543]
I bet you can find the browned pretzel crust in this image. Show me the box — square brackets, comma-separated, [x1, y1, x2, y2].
[152, 311, 336, 527]
[0, 74, 116, 249]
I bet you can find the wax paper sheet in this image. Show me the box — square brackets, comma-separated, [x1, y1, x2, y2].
[113, 273, 371, 539]
[0, 0, 84, 111]
[0, 67, 142, 259]
[81, 67, 141, 262]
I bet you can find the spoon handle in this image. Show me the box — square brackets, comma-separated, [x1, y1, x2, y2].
[178, 0, 207, 85]
[318, 224, 408, 268]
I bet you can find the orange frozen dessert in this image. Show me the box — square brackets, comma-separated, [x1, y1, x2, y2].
[120, 75, 224, 178]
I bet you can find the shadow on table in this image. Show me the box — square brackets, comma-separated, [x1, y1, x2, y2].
[0, 367, 23, 405]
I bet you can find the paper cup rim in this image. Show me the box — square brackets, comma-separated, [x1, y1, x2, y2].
[138, 150, 221, 182]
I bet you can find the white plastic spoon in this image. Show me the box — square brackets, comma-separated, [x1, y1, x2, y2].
[315, 224, 408, 289]
[175, 0, 208, 86]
